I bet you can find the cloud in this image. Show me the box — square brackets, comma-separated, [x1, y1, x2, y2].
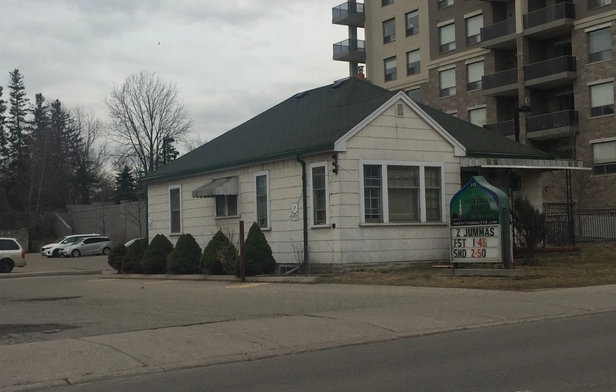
[1, 0, 349, 162]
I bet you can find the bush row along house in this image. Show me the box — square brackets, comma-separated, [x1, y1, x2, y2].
[141, 78, 583, 271]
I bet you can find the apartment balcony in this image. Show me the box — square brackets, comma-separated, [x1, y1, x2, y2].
[523, 2, 575, 40]
[485, 120, 515, 138]
[333, 39, 366, 63]
[332, 2, 365, 27]
[526, 110, 579, 140]
[525, 56, 577, 89]
[480, 18, 516, 49]
[481, 68, 519, 96]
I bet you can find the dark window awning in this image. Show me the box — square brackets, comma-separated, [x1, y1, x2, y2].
[192, 177, 238, 198]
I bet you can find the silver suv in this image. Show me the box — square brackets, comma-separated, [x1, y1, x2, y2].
[0, 238, 26, 273]
[61, 236, 113, 258]
[41, 234, 100, 258]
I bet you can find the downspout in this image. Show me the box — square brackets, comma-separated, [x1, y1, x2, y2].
[296, 155, 309, 274]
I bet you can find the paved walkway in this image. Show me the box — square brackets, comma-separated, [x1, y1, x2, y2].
[2, 283, 616, 391]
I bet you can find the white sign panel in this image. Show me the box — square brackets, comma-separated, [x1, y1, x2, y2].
[451, 225, 501, 263]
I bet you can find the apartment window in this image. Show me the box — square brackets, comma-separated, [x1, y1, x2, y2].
[215, 195, 238, 217]
[590, 82, 615, 117]
[439, 68, 456, 97]
[592, 141, 616, 174]
[466, 14, 483, 46]
[384, 57, 397, 81]
[255, 173, 269, 228]
[439, 23, 456, 53]
[169, 186, 181, 234]
[383, 18, 396, 44]
[588, 27, 612, 63]
[311, 165, 328, 225]
[407, 49, 421, 75]
[467, 61, 484, 91]
[362, 164, 443, 223]
[588, 0, 612, 10]
[468, 107, 487, 127]
[405, 10, 419, 36]
[407, 88, 420, 102]
[382, 0, 394, 6]
[438, 0, 454, 9]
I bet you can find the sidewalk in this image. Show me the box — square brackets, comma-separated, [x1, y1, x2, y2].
[2, 284, 616, 391]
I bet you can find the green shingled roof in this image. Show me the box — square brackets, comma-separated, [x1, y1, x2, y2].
[143, 78, 551, 183]
[142, 78, 396, 183]
[416, 102, 551, 160]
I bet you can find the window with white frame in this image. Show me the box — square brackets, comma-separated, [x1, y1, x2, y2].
[384, 56, 397, 81]
[405, 10, 419, 36]
[468, 107, 487, 127]
[588, 27, 612, 63]
[255, 173, 269, 228]
[362, 163, 443, 224]
[439, 68, 456, 97]
[169, 186, 182, 234]
[407, 49, 420, 75]
[467, 61, 484, 91]
[592, 141, 616, 175]
[215, 195, 238, 217]
[438, 0, 454, 9]
[407, 88, 420, 102]
[466, 14, 483, 45]
[383, 18, 396, 44]
[311, 165, 328, 225]
[590, 82, 614, 117]
[439, 23, 456, 53]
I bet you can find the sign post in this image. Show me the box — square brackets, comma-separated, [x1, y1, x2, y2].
[450, 176, 512, 268]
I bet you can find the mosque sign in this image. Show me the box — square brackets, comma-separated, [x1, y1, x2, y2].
[450, 176, 511, 264]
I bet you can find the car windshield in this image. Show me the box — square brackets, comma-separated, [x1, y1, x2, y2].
[53, 236, 68, 244]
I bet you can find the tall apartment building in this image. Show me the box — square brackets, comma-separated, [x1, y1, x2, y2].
[332, 0, 616, 206]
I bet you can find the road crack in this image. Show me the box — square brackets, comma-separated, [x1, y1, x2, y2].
[77, 338, 148, 367]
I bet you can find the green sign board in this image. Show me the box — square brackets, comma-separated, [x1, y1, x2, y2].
[449, 176, 511, 264]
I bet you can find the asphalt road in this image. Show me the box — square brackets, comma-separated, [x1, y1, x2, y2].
[46, 312, 616, 392]
[0, 274, 491, 346]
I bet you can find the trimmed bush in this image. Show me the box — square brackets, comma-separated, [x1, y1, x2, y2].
[235, 223, 276, 276]
[121, 238, 148, 274]
[107, 243, 127, 272]
[201, 231, 238, 275]
[167, 233, 201, 274]
[140, 234, 173, 274]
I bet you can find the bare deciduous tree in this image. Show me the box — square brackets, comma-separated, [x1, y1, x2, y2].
[105, 71, 193, 175]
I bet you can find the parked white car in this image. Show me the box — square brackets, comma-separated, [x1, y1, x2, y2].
[41, 234, 100, 258]
[0, 237, 26, 273]
[60, 236, 113, 258]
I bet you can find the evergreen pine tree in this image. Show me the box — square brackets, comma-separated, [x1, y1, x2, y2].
[29, 93, 51, 214]
[6, 69, 30, 181]
[0, 86, 7, 175]
[112, 165, 137, 203]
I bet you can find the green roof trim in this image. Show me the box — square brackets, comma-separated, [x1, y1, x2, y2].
[141, 79, 552, 184]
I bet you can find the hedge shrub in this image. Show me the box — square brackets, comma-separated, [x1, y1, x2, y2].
[140, 234, 173, 274]
[235, 223, 276, 276]
[201, 231, 238, 275]
[107, 243, 127, 272]
[167, 233, 201, 274]
[121, 238, 148, 274]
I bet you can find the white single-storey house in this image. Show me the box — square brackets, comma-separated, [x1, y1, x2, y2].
[142, 78, 583, 272]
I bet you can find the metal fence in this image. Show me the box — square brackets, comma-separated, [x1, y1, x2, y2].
[545, 207, 616, 246]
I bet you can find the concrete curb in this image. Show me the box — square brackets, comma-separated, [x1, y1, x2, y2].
[0, 270, 103, 279]
[0, 380, 68, 392]
[101, 272, 321, 284]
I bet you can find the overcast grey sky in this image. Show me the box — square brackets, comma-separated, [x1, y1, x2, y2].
[2, 0, 351, 146]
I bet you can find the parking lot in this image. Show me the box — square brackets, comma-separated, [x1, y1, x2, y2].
[11, 252, 112, 274]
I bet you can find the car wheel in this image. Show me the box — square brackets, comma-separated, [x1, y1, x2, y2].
[0, 259, 14, 273]
[52, 249, 60, 258]
[102, 247, 111, 256]
[71, 249, 81, 258]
